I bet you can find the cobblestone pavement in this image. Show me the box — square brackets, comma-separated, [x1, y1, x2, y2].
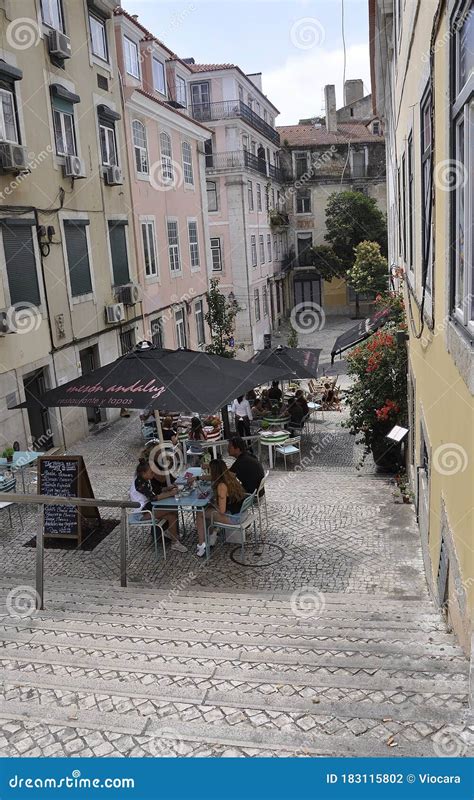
[0, 320, 470, 756]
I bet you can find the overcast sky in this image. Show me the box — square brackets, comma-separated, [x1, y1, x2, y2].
[122, 0, 371, 125]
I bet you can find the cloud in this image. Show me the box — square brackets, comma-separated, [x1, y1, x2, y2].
[263, 43, 371, 125]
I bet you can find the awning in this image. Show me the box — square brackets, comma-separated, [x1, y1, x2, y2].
[331, 307, 391, 363]
[50, 84, 81, 105]
[97, 104, 121, 122]
[0, 60, 23, 82]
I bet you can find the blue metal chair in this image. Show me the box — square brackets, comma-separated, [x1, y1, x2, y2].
[210, 491, 257, 559]
[127, 509, 167, 562]
[0, 474, 23, 530]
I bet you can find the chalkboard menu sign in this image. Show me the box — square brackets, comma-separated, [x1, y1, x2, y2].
[38, 456, 100, 544]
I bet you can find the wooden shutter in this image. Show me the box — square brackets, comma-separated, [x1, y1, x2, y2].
[1, 220, 41, 307]
[64, 220, 92, 297]
[108, 221, 130, 286]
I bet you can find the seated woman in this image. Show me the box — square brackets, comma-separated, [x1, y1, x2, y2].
[195, 458, 247, 558]
[246, 388, 257, 405]
[252, 390, 272, 418]
[162, 415, 178, 445]
[295, 389, 310, 416]
[130, 461, 187, 552]
[189, 416, 207, 441]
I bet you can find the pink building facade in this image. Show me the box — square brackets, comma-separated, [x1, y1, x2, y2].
[114, 10, 211, 351]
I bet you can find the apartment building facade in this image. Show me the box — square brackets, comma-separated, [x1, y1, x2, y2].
[370, 0, 473, 653]
[113, 9, 212, 352]
[0, 0, 142, 450]
[185, 62, 288, 355]
[278, 81, 387, 316]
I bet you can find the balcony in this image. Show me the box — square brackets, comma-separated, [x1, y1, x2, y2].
[205, 149, 281, 182]
[190, 100, 280, 146]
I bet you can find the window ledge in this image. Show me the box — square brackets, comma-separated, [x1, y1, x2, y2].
[71, 293, 95, 305]
[446, 319, 474, 395]
[136, 173, 150, 182]
[190, 266, 201, 273]
[144, 275, 160, 285]
[170, 271, 183, 279]
[92, 55, 112, 74]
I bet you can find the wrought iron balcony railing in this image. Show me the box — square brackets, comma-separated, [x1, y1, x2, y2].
[205, 149, 281, 182]
[191, 100, 280, 146]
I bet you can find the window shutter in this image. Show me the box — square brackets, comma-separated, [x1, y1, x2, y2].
[1, 221, 41, 308]
[64, 221, 92, 297]
[108, 221, 130, 285]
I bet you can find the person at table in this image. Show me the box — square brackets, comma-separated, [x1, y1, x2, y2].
[228, 436, 264, 496]
[189, 416, 207, 441]
[252, 391, 272, 418]
[162, 416, 178, 445]
[130, 462, 187, 552]
[246, 388, 257, 406]
[195, 457, 246, 558]
[287, 397, 305, 431]
[231, 395, 253, 437]
[268, 380, 283, 403]
[295, 389, 310, 416]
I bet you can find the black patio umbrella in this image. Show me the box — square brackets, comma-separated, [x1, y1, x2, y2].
[16, 346, 288, 416]
[250, 346, 320, 380]
[331, 307, 391, 363]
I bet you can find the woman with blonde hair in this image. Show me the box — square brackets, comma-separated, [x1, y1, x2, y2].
[196, 457, 246, 557]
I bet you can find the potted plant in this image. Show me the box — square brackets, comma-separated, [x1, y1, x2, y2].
[2, 446, 14, 463]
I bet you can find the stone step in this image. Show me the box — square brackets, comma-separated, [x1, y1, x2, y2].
[0, 652, 468, 709]
[0, 630, 467, 677]
[0, 700, 457, 758]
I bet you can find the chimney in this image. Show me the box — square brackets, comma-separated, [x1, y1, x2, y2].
[324, 85, 337, 133]
[344, 79, 364, 106]
[182, 58, 195, 65]
[247, 73, 262, 91]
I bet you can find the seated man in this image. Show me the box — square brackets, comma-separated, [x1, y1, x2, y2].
[268, 380, 282, 403]
[287, 398, 305, 431]
[130, 461, 187, 552]
[295, 389, 310, 416]
[228, 436, 265, 496]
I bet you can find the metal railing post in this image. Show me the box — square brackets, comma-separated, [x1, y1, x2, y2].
[120, 506, 127, 588]
[36, 503, 44, 610]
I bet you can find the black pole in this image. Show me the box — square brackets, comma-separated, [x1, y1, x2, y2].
[221, 406, 231, 439]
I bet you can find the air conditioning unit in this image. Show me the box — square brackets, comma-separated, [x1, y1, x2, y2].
[104, 165, 123, 186]
[48, 30, 71, 60]
[117, 283, 141, 306]
[0, 142, 29, 173]
[0, 309, 15, 336]
[63, 155, 86, 178]
[105, 303, 125, 323]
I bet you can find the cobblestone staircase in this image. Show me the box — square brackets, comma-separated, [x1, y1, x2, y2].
[0, 577, 471, 758]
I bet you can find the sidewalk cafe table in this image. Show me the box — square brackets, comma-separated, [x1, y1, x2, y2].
[152, 485, 213, 559]
[0, 451, 44, 492]
[259, 430, 290, 469]
[262, 416, 291, 429]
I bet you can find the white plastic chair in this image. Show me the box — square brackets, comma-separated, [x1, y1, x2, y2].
[210, 491, 257, 560]
[127, 509, 167, 561]
[275, 437, 302, 470]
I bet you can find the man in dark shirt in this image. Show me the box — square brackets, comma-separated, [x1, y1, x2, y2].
[228, 436, 265, 496]
[268, 381, 282, 402]
[287, 398, 305, 431]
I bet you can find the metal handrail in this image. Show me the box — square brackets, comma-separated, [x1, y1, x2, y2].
[1, 493, 139, 609]
[190, 99, 280, 145]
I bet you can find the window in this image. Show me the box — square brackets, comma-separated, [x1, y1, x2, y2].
[99, 122, 117, 166]
[238, 85, 244, 103]
[248, 95, 253, 110]
[250, 235, 257, 267]
[89, 14, 107, 61]
[52, 101, 76, 156]
[259, 234, 265, 263]
[351, 150, 366, 178]
[41, 0, 63, 30]
[397, 167, 403, 259]
[188, 220, 200, 269]
[256, 102, 260, 117]
[265, 185, 270, 211]
[152, 58, 166, 95]
[276, 284, 281, 313]
[271, 188, 275, 208]
[1, 221, 41, 308]
[207, 180, 218, 211]
[373, 121, 380, 135]
[167, 220, 181, 272]
[160, 131, 173, 182]
[124, 37, 140, 78]
[452, 1, 473, 329]
[267, 233, 272, 262]
[407, 134, 414, 271]
[274, 234, 279, 260]
[64, 221, 93, 297]
[210, 237, 222, 271]
[401, 152, 407, 263]
[141, 220, 158, 278]
[263, 286, 269, 317]
[132, 120, 148, 174]
[263, 109, 268, 123]
[204, 137, 213, 168]
[108, 221, 130, 286]
[182, 141, 194, 185]
[175, 307, 187, 348]
[190, 82, 210, 117]
[295, 151, 308, 178]
[256, 183, 262, 211]
[296, 188, 311, 214]
[120, 328, 135, 355]
[0, 89, 18, 143]
[248, 180, 254, 211]
[254, 288, 260, 321]
[176, 75, 187, 106]
[151, 316, 164, 348]
[195, 299, 205, 345]
[420, 88, 433, 296]
[242, 134, 249, 151]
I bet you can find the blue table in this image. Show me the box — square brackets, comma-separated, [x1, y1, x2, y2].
[0, 451, 44, 492]
[152, 485, 213, 559]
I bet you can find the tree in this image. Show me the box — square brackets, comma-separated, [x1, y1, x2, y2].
[204, 278, 240, 358]
[325, 191, 387, 271]
[307, 245, 346, 281]
[348, 241, 389, 295]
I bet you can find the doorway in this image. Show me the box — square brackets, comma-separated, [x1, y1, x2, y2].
[79, 345, 102, 427]
[294, 275, 322, 307]
[23, 368, 53, 450]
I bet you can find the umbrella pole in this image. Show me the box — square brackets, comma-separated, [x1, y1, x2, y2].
[154, 410, 170, 488]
